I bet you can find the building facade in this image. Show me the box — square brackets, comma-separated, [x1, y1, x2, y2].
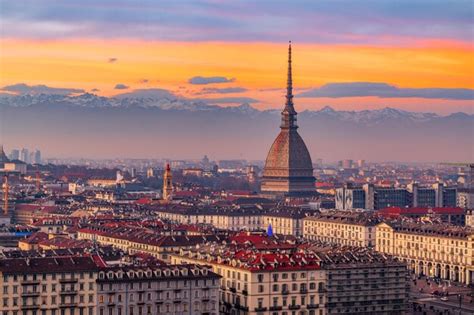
[376, 222, 474, 285]
[303, 212, 378, 247]
[96, 265, 220, 315]
[0, 256, 99, 315]
[171, 248, 327, 315]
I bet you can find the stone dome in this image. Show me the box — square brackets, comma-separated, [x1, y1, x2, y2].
[263, 129, 314, 178]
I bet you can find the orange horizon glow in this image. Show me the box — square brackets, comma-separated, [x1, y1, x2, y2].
[1, 38, 473, 113]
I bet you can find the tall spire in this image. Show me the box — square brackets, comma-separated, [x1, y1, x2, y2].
[281, 41, 297, 129]
[286, 41, 293, 108]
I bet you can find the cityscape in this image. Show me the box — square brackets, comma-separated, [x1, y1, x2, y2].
[0, 1, 473, 315]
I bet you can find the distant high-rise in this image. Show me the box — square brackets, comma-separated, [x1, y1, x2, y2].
[33, 149, 42, 164]
[146, 167, 155, 178]
[20, 148, 29, 163]
[261, 43, 315, 197]
[9, 149, 19, 161]
[340, 159, 353, 169]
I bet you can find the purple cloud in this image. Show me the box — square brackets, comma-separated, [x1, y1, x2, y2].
[1, 83, 84, 95]
[189, 76, 235, 85]
[200, 87, 247, 94]
[0, 1, 471, 44]
[298, 82, 474, 100]
[114, 84, 129, 90]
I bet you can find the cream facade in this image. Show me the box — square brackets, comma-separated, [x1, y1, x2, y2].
[303, 215, 376, 247]
[96, 265, 220, 315]
[261, 214, 303, 236]
[171, 250, 327, 315]
[155, 209, 263, 231]
[376, 222, 474, 285]
[0, 256, 98, 315]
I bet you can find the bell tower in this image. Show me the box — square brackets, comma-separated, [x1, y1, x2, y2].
[163, 163, 173, 201]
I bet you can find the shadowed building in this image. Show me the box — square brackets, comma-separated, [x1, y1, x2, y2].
[261, 43, 316, 197]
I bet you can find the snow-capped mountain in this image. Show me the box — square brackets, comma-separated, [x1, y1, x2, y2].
[0, 92, 466, 125]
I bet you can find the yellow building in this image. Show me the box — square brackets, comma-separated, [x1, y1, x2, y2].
[171, 247, 327, 315]
[0, 256, 99, 315]
[376, 221, 474, 284]
[303, 211, 378, 247]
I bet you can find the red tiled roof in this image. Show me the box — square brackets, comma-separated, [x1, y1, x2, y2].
[0, 256, 100, 274]
[20, 232, 49, 244]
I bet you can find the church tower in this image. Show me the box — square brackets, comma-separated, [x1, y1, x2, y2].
[162, 163, 173, 201]
[261, 42, 316, 197]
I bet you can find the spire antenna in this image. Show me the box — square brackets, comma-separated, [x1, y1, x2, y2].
[286, 41, 293, 108]
[281, 41, 297, 129]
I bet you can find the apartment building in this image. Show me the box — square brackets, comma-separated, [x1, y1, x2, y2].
[77, 225, 226, 262]
[96, 264, 220, 315]
[171, 246, 327, 315]
[0, 256, 99, 315]
[154, 206, 264, 231]
[316, 248, 408, 315]
[302, 211, 379, 247]
[376, 221, 474, 285]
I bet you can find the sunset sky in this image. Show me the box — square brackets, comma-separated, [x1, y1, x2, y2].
[1, 0, 473, 114]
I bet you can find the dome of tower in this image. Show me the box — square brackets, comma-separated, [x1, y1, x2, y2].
[263, 129, 313, 177]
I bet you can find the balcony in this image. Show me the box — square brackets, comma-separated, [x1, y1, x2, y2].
[254, 307, 267, 312]
[59, 278, 78, 283]
[59, 303, 78, 308]
[229, 287, 236, 293]
[270, 306, 283, 311]
[235, 304, 249, 311]
[242, 290, 248, 296]
[307, 304, 319, 309]
[289, 305, 301, 310]
[21, 304, 40, 310]
[21, 279, 40, 285]
[282, 289, 289, 295]
[21, 291, 40, 297]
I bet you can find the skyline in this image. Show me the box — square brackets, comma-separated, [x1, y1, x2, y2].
[1, 0, 473, 114]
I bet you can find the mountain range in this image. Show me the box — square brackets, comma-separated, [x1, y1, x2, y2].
[0, 92, 472, 162]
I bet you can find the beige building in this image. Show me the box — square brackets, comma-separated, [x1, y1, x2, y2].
[77, 226, 224, 262]
[322, 255, 408, 314]
[171, 246, 327, 315]
[155, 206, 263, 231]
[261, 211, 309, 236]
[466, 209, 474, 228]
[303, 211, 378, 247]
[0, 256, 99, 315]
[96, 264, 220, 315]
[376, 221, 474, 284]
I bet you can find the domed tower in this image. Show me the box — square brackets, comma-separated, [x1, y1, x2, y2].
[261, 42, 316, 197]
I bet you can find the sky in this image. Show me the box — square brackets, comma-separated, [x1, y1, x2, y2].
[0, 0, 473, 114]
